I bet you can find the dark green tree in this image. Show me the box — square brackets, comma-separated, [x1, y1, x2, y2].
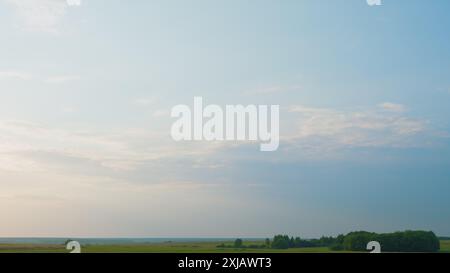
[271, 235, 290, 249]
[234, 238, 243, 248]
[265, 238, 271, 248]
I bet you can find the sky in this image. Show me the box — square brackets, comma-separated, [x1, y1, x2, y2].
[0, 0, 449, 238]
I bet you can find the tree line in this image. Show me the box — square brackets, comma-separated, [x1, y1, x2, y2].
[218, 230, 440, 252]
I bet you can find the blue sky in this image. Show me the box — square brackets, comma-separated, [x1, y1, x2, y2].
[0, 0, 449, 237]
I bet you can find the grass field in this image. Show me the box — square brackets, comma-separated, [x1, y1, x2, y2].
[440, 240, 450, 253]
[0, 240, 449, 253]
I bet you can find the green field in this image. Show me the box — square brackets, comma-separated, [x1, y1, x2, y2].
[440, 240, 450, 253]
[1, 240, 449, 253]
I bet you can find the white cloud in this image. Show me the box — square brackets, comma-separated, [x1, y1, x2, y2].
[287, 104, 426, 149]
[0, 70, 80, 84]
[0, 70, 33, 81]
[4, 0, 68, 33]
[0, 120, 228, 175]
[378, 102, 407, 113]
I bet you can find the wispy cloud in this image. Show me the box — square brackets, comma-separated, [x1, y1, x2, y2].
[0, 119, 228, 176]
[0, 70, 80, 84]
[0, 70, 33, 81]
[287, 104, 427, 150]
[4, 0, 68, 33]
[0, 101, 444, 185]
[377, 102, 407, 113]
[0, 101, 437, 175]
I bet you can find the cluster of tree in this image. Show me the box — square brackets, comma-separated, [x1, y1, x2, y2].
[217, 236, 342, 250]
[219, 230, 440, 252]
[216, 238, 269, 249]
[341, 230, 440, 252]
[270, 235, 344, 249]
